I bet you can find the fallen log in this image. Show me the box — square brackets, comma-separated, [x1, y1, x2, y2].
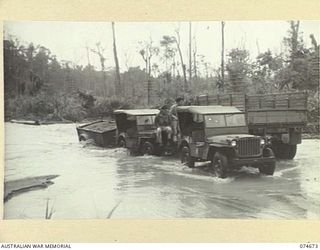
[4, 175, 59, 202]
[10, 119, 40, 125]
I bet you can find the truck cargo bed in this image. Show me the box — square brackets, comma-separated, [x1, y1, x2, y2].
[195, 92, 308, 127]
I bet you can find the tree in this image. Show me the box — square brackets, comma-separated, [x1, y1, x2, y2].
[221, 21, 225, 91]
[252, 50, 283, 93]
[112, 22, 121, 96]
[160, 35, 177, 83]
[174, 27, 187, 92]
[137, 38, 159, 76]
[192, 36, 197, 79]
[226, 48, 251, 93]
[91, 42, 108, 96]
[276, 20, 316, 90]
[189, 22, 192, 82]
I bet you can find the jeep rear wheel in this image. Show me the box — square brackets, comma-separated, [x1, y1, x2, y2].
[180, 146, 195, 168]
[141, 141, 154, 155]
[118, 138, 126, 148]
[211, 152, 228, 178]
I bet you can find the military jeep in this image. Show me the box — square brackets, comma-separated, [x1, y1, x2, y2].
[113, 109, 160, 155]
[177, 106, 276, 178]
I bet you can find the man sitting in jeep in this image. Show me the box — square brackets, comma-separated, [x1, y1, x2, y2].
[155, 105, 172, 146]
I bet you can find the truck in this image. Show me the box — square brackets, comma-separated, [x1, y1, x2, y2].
[195, 92, 308, 159]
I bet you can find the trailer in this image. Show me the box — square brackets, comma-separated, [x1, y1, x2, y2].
[76, 120, 117, 147]
[195, 92, 308, 159]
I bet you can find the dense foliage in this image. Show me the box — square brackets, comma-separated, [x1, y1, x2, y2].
[3, 21, 319, 127]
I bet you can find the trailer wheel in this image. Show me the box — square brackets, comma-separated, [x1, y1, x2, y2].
[180, 146, 195, 168]
[79, 134, 88, 141]
[140, 141, 154, 155]
[211, 152, 228, 178]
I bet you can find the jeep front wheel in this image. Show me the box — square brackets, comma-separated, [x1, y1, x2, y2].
[259, 148, 276, 175]
[211, 152, 228, 178]
[259, 162, 276, 175]
[180, 146, 195, 168]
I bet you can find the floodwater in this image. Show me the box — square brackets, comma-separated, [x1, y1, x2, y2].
[3, 123, 320, 219]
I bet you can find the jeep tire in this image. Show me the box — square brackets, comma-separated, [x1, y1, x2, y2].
[211, 152, 228, 178]
[180, 146, 196, 168]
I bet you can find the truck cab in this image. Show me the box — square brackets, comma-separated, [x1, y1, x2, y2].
[177, 106, 276, 178]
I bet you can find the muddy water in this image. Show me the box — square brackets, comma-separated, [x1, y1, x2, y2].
[4, 123, 320, 219]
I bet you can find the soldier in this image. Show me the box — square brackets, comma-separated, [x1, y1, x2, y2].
[169, 97, 184, 142]
[155, 105, 172, 146]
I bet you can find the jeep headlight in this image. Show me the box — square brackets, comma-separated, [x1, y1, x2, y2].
[231, 140, 237, 147]
[260, 139, 266, 145]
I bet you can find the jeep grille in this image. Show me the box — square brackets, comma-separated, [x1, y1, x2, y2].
[237, 137, 261, 157]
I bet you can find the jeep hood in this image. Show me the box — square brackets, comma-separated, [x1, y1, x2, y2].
[206, 134, 258, 144]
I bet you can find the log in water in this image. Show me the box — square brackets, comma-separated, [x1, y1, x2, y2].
[4, 175, 59, 202]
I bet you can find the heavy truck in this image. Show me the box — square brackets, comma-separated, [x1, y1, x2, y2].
[195, 92, 308, 159]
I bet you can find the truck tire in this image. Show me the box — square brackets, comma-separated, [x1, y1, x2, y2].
[211, 152, 228, 178]
[140, 141, 154, 155]
[180, 146, 196, 168]
[284, 144, 297, 159]
[273, 143, 297, 159]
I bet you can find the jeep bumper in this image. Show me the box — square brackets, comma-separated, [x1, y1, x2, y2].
[230, 156, 275, 168]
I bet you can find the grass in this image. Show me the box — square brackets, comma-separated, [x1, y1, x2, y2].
[45, 198, 55, 219]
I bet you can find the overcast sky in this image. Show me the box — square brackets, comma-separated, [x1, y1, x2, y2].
[4, 20, 320, 73]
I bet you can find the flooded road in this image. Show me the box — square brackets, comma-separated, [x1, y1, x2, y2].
[4, 123, 320, 219]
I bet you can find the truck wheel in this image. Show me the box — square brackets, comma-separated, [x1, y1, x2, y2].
[259, 162, 276, 175]
[141, 141, 154, 155]
[211, 152, 228, 178]
[118, 138, 126, 148]
[284, 144, 297, 159]
[180, 146, 196, 168]
[273, 143, 297, 159]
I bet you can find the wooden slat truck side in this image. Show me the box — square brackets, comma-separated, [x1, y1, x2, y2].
[195, 92, 308, 159]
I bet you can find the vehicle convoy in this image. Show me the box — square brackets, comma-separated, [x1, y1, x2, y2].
[77, 106, 276, 177]
[176, 106, 276, 177]
[195, 92, 308, 159]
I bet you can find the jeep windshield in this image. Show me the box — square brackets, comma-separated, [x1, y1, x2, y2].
[204, 114, 246, 128]
[136, 115, 156, 126]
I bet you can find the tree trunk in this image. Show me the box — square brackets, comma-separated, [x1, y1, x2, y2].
[189, 22, 192, 84]
[175, 31, 187, 92]
[193, 36, 197, 78]
[112, 22, 121, 96]
[221, 21, 225, 92]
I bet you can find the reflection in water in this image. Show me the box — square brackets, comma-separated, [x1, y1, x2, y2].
[4, 123, 320, 219]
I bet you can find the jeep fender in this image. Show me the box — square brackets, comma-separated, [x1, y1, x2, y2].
[202, 144, 233, 160]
